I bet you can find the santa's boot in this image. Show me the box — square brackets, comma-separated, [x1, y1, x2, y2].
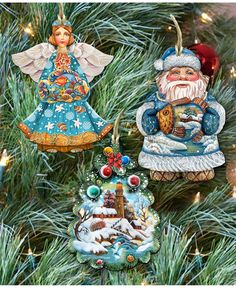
[183, 169, 215, 182]
[150, 170, 181, 181]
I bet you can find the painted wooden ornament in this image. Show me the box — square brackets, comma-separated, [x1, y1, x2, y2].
[12, 6, 113, 153]
[68, 144, 160, 270]
[136, 15, 225, 182]
[188, 43, 220, 78]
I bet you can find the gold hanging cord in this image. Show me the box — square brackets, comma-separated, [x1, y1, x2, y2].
[58, 3, 66, 22]
[170, 14, 183, 56]
[112, 111, 124, 145]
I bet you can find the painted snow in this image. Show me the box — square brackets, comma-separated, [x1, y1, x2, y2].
[144, 132, 187, 154]
[93, 207, 117, 215]
[72, 178, 158, 266]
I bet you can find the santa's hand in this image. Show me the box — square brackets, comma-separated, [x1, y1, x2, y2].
[202, 107, 220, 135]
[136, 102, 160, 136]
[192, 97, 209, 111]
[142, 108, 159, 135]
[146, 108, 158, 116]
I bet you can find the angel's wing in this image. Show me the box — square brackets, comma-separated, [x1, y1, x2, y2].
[69, 43, 113, 82]
[12, 43, 55, 82]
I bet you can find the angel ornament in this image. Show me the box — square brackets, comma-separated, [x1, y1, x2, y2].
[12, 12, 113, 153]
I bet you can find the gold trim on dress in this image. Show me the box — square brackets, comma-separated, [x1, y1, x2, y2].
[18, 122, 113, 151]
[18, 122, 31, 139]
[37, 143, 93, 152]
[98, 124, 113, 139]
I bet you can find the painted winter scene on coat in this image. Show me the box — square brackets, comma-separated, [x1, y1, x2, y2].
[69, 176, 160, 270]
[143, 102, 219, 157]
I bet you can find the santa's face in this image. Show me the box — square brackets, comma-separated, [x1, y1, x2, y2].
[156, 66, 209, 102]
[166, 67, 199, 82]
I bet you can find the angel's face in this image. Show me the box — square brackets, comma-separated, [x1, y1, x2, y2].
[54, 27, 70, 48]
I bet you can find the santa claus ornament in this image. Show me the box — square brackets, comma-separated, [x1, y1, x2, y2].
[136, 15, 225, 182]
[68, 114, 160, 270]
[12, 4, 113, 153]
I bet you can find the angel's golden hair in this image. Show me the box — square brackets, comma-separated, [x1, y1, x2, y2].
[48, 25, 74, 46]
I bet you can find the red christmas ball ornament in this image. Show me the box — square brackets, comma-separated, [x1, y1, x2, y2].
[100, 165, 112, 179]
[128, 175, 141, 188]
[188, 43, 220, 77]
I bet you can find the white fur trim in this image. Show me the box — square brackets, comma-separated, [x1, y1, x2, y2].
[154, 59, 164, 71]
[208, 101, 226, 134]
[163, 54, 201, 71]
[138, 150, 225, 172]
[136, 102, 155, 136]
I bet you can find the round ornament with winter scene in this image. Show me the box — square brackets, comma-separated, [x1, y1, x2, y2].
[68, 144, 160, 270]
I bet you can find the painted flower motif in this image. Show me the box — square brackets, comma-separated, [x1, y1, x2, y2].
[107, 152, 122, 169]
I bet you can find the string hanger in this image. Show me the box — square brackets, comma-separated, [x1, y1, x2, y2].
[58, 2, 66, 22]
[112, 111, 124, 145]
[170, 14, 183, 56]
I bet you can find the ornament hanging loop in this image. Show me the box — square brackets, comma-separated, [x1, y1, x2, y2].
[112, 110, 124, 145]
[58, 2, 66, 22]
[170, 14, 183, 56]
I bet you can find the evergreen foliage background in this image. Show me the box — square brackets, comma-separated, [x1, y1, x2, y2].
[0, 2, 236, 285]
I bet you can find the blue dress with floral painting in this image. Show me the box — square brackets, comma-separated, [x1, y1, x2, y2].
[19, 51, 113, 152]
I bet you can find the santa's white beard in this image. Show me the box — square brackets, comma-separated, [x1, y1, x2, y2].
[158, 73, 208, 102]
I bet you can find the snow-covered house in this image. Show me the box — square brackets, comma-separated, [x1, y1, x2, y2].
[93, 207, 119, 218]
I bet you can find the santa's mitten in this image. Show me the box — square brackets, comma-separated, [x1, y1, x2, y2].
[192, 97, 209, 112]
[142, 108, 159, 135]
[157, 104, 174, 134]
[202, 107, 220, 135]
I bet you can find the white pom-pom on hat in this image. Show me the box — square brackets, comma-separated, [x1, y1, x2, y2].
[154, 59, 164, 71]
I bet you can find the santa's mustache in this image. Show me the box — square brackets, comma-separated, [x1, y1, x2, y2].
[166, 80, 205, 96]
